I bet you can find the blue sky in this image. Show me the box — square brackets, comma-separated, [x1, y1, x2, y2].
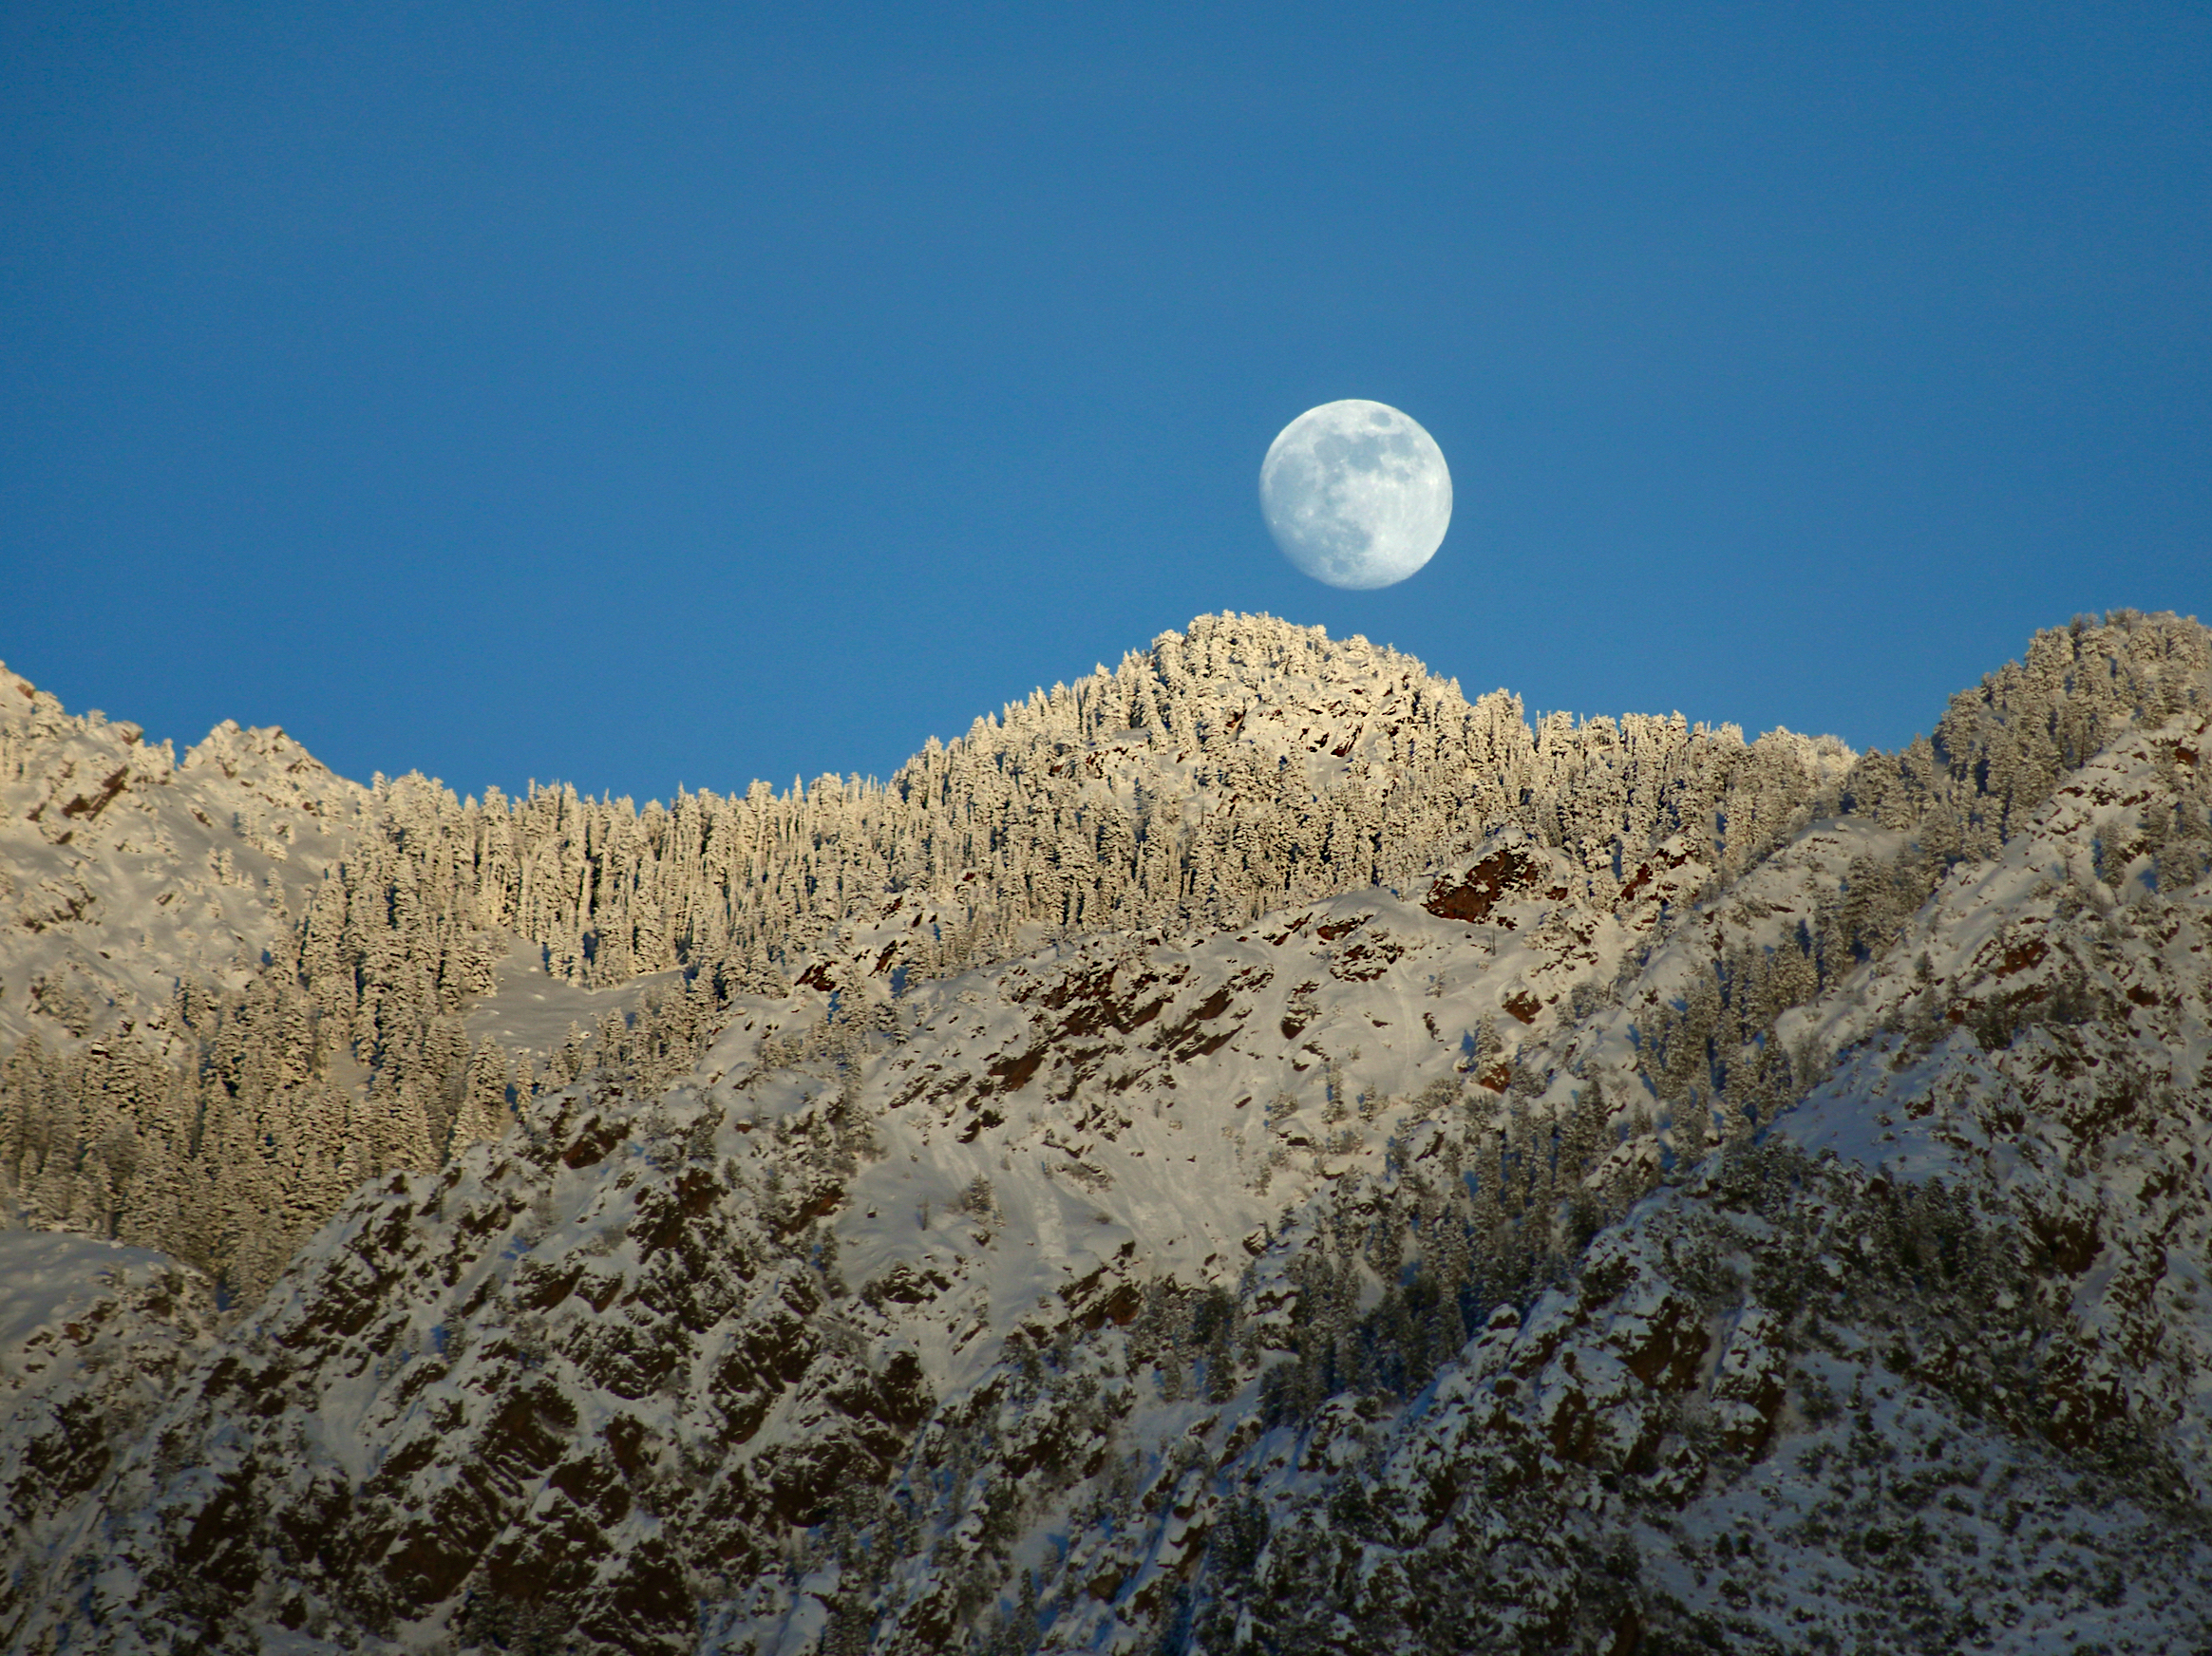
[5, 4, 2207, 801]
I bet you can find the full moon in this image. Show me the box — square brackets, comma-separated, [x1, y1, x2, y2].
[1258, 400, 1452, 590]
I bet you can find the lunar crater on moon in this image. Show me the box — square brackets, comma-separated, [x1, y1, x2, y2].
[1259, 399, 1452, 590]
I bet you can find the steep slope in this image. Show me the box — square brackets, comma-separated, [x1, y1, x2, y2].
[4, 611, 2209, 1656]
[0, 844, 1685, 1649]
[1, 613, 1851, 1297]
[0, 664, 368, 1050]
[0, 1231, 215, 1624]
[1172, 699, 2212, 1655]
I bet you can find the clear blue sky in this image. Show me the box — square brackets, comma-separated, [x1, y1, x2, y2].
[6, 4, 2207, 801]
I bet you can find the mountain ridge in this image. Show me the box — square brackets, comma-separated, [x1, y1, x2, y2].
[0, 612, 1863, 1295]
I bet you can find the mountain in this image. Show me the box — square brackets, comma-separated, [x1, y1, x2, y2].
[2, 610, 2209, 1654]
[0, 615, 1847, 1298]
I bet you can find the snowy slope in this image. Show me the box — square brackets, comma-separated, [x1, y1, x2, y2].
[3, 613, 2210, 1655]
[0, 790, 1740, 1649]
[0, 663, 369, 1052]
[4, 612, 1848, 1294]
[1774, 712, 2212, 1478]
[0, 1230, 213, 1628]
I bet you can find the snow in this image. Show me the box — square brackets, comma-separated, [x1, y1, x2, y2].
[4, 612, 2211, 1652]
[0, 662, 367, 1053]
[0, 1231, 184, 1393]
[463, 935, 686, 1057]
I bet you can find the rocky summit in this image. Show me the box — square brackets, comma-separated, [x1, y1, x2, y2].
[4, 610, 2212, 1654]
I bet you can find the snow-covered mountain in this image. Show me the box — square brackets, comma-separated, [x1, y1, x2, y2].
[0, 615, 1846, 1297]
[2, 610, 2209, 1653]
[0, 663, 369, 1053]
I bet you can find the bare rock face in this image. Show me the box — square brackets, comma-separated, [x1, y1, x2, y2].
[1426, 839, 1548, 923]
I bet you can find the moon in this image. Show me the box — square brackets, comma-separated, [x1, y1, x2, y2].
[1258, 400, 1452, 590]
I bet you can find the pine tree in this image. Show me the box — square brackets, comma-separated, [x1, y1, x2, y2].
[449, 1037, 511, 1156]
